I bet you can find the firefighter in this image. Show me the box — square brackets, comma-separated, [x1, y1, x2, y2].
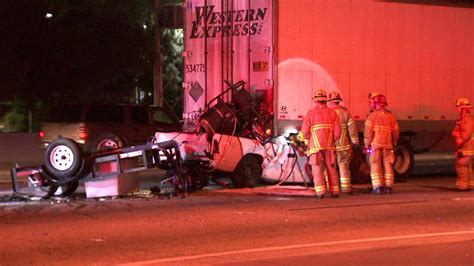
[368, 92, 381, 113]
[300, 89, 341, 199]
[364, 94, 399, 194]
[452, 97, 473, 191]
[327, 91, 359, 193]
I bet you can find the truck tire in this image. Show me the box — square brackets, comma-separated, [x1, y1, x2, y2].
[231, 156, 263, 188]
[393, 139, 414, 182]
[350, 149, 371, 184]
[93, 133, 126, 152]
[351, 140, 414, 184]
[44, 138, 84, 181]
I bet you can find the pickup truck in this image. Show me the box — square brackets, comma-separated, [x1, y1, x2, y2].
[40, 104, 181, 152]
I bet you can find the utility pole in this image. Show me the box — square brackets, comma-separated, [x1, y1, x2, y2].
[154, 0, 163, 107]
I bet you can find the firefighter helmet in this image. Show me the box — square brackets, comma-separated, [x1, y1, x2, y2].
[455, 97, 472, 108]
[373, 94, 388, 107]
[313, 89, 327, 102]
[328, 91, 342, 102]
[368, 91, 381, 100]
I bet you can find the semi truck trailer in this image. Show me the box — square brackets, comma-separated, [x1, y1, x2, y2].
[181, 0, 474, 179]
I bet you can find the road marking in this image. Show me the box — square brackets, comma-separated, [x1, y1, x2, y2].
[289, 200, 429, 211]
[120, 230, 474, 265]
[454, 197, 474, 201]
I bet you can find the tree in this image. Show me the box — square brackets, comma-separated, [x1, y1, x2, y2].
[0, 0, 156, 106]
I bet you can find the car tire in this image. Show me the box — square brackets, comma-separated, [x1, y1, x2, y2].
[231, 156, 263, 188]
[93, 133, 126, 152]
[44, 138, 84, 181]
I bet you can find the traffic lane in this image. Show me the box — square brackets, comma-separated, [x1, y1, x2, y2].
[285, 240, 473, 266]
[216, 239, 473, 266]
[0, 189, 472, 264]
[125, 232, 473, 265]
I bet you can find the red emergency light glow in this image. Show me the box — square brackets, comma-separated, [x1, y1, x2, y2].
[38, 131, 45, 138]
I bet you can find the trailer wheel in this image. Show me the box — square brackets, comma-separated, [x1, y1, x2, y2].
[393, 139, 414, 182]
[231, 156, 263, 188]
[44, 138, 84, 180]
[94, 133, 126, 151]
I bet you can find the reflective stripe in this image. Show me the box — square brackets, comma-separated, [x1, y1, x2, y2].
[309, 124, 335, 154]
[330, 185, 340, 193]
[315, 185, 326, 194]
[336, 144, 351, 151]
[311, 124, 334, 130]
[374, 125, 392, 132]
[371, 173, 383, 187]
[385, 173, 394, 186]
[340, 177, 351, 184]
[310, 129, 321, 151]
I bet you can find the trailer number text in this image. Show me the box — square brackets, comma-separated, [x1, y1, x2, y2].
[185, 64, 206, 73]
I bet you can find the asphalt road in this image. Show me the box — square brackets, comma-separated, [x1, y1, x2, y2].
[0, 174, 472, 265]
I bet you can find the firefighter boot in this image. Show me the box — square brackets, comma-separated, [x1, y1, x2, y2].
[315, 194, 325, 199]
[371, 187, 384, 194]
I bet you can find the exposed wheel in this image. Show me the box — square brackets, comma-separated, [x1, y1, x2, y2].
[172, 169, 190, 194]
[44, 138, 84, 181]
[393, 139, 414, 182]
[181, 163, 209, 191]
[93, 133, 126, 151]
[231, 156, 263, 188]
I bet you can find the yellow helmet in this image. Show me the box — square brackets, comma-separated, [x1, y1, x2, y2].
[328, 91, 342, 102]
[368, 91, 381, 100]
[313, 89, 327, 102]
[373, 94, 388, 107]
[456, 98, 471, 108]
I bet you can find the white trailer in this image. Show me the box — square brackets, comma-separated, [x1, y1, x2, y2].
[180, 0, 474, 181]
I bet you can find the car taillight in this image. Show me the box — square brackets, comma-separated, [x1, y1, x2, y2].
[38, 130, 45, 138]
[79, 126, 89, 140]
